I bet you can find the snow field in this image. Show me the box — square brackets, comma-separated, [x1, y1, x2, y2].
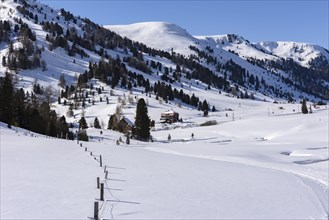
[1, 103, 328, 219]
[1, 126, 105, 219]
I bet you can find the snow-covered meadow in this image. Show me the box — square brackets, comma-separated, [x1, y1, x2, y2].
[1, 98, 328, 219]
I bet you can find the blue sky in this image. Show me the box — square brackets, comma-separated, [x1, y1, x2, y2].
[40, 0, 328, 48]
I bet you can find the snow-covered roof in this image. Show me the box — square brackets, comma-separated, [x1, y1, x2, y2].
[121, 116, 134, 126]
[162, 110, 178, 114]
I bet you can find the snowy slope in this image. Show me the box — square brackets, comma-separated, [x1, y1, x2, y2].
[196, 34, 280, 62]
[105, 22, 199, 56]
[0, 124, 104, 219]
[0, 0, 101, 92]
[256, 41, 329, 67]
[2, 102, 328, 219]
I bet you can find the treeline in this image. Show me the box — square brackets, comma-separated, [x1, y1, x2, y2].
[190, 44, 251, 89]
[0, 73, 73, 139]
[75, 58, 213, 112]
[247, 56, 329, 100]
[189, 45, 301, 100]
[189, 45, 217, 65]
[153, 81, 201, 107]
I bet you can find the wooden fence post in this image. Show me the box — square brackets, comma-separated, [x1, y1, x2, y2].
[97, 177, 100, 189]
[100, 183, 104, 201]
[105, 171, 108, 179]
[94, 201, 99, 220]
[99, 155, 102, 167]
[103, 165, 106, 173]
[85, 147, 87, 151]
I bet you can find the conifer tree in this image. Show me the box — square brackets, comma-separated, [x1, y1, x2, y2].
[301, 99, 308, 114]
[202, 100, 209, 111]
[58, 73, 66, 88]
[12, 88, 25, 127]
[133, 98, 150, 140]
[79, 117, 88, 129]
[29, 108, 44, 134]
[94, 117, 101, 129]
[77, 129, 89, 141]
[2, 56, 6, 66]
[107, 114, 119, 130]
[0, 73, 13, 124]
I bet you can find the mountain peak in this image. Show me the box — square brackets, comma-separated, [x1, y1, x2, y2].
[105, 21, 188, 35]
[256, 41, 329, 67]
[105, 21, 198, 55]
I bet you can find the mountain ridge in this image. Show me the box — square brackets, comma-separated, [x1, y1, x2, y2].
[106, 21, 329, 68]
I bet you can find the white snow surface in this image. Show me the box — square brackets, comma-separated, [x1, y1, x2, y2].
[105, 22, 198, 56]
[1, 101, 329, 219]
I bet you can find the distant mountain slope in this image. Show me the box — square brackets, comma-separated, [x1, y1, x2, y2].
[106, 22, 329, 100]
[107, 22, 329, 68]
[256, 41, 329, 67]
[105, 22, 198, 56]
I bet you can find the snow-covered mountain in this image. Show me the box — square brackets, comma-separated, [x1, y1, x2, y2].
[104, 22, 197, 56]
[0, 0, 328, 103]
[107, 22, 329, 101]
[256, 41, 329, 67]
[107, 21, 329, 68]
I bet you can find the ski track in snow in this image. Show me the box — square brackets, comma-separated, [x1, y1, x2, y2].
[291, 174, 329, 219]
[143, 146, 329, 217]
[145, 145, 329, 187]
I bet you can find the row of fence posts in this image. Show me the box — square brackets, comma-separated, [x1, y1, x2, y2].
[94, 159, 104, 220]
[94, 178, 104, 220]
[78, 142, 104, 220]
